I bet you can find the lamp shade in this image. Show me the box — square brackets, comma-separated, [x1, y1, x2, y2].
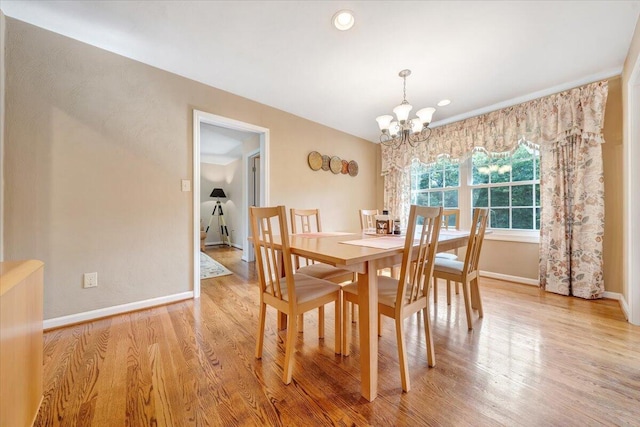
[210, 188, 227, 198]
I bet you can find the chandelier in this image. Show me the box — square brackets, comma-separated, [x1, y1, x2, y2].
[375, 69, 436, 149]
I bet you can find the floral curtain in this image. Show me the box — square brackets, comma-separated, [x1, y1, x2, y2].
[382, 80, 608, 298]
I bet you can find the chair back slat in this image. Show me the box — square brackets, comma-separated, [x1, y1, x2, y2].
[396, 206, 442, 310]
[359, 209, 379, 231]
[463, 208, 489, 274]
[250, 206, 295, 303]
[290, 208, 321, 268]
[442, 209, 460, 230]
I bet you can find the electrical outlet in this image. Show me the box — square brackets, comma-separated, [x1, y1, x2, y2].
[181, 179, 191, 192]
[83, 272, 98, 288]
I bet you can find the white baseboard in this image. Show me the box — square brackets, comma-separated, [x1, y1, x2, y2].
[480, 270, 539, 286]
[43, 291, 194, 330]
[205, 241, 242, 250]
[480, 272, 631, 321]
[603, 291, 630, 320]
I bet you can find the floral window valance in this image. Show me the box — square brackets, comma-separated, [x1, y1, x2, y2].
[381, 80, 608, 174]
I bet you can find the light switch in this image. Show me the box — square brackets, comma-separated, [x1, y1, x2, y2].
[181, 180, 191, 192]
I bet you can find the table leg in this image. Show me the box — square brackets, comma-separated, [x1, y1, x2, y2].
[358, 261, 378, 401]
[277, 311, 287, 330]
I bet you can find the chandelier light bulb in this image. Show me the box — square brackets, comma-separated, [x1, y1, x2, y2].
[393, 103, 413, 123]
[416, 107, 436, 125]
[376, 115, 393, 132]
[376, 69, 437, 149]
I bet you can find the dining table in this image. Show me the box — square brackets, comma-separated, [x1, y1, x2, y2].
[278, 229, 474, 402]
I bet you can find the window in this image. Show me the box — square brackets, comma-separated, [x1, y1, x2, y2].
[470, 145, 540, 230]
[409, 144, 540, 234]
[410, 158, 459, 209]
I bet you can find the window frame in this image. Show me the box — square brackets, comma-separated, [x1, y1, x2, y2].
[408, 148, 541, 244]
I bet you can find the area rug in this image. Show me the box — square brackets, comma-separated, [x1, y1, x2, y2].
[200, 252, 233, 279]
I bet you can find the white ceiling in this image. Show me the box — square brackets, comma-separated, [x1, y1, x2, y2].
[2, 1, 639, 143]
[200, 123, 254, 166]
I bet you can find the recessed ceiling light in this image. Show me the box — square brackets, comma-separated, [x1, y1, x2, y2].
[437, 99, 451, 107]
[332, 10, 355, 31]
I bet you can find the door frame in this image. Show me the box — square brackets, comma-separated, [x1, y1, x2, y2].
[192, 110, 269, 298]
[625, 55, 640, 325]
[243, 148, 261, 262]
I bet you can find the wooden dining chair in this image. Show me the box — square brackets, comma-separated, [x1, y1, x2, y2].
[434, 208, 461, 305]
[290, 208, 355, 332]
[432, 208, 489, 330]
[359, 209, 379, 232]
[250, 206, 342, 384]
[342, 205, 442, 392]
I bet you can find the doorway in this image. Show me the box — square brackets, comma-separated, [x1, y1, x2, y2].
[192, 110, 269, 298]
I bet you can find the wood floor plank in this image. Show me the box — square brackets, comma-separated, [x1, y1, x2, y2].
[34, 246, 640, 426]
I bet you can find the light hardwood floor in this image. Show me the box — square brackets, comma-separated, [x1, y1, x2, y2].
[34, 246, 640, 426]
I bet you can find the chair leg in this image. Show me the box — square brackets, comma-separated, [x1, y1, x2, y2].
[255, 302, 267, 359]
[472, 278, 484, 318]
[446, 280, 452, 305]
[351, 302, 356, 323]
[395, 316, 410, 392]
[461, 280, 473, 330]
[423, 306, 435, 367]
[343, 296, 351, 356]
[455, 282, 460, 295]
[318, 306, 325, 339]
[433, 277, 438, 303]
[297, 314, 304, 333]
[378, 313, 383, 337]
[335, 299, 341, 355]
[283, 313, 298, 384]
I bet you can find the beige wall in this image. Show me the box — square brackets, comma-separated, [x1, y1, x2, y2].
[602, 77, 623, 295]
[3, 19, 377, 319]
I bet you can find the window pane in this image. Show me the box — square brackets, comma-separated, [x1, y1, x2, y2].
[429, 191, 443, 207]
[472, 152, 490, 185]
[535, 183, 540, 206]
[491, 208, 509, 228]
[490, 157, 511, 183]
[430, 168, 444, 189]
[512, 208, 533, 229]
[444, 190, 458, 208]
[415, 192, 428, 206]
[444, 164, 459, 187]
[535, 156, 540, 180]
[512, 145, 534, 181]
[512, 185, 533, 207]
[490, 187, 510, 207]
[536, 207, 540, 230]
[472, 188, 488, 207]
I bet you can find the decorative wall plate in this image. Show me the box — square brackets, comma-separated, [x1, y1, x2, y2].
[330, 156, 342, 174]
[341, 159, 349, 174]
[321, 155, 330, 171]
[308, 151, 322, 171]
[348, 160, 359, 177]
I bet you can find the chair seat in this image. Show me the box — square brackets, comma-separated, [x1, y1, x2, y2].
[296, 263, 352, 281]
[435, 252, 458, 260]
[274, 274, 341, 304]
[342, 275, 405, 307]
[434, 258, 465, 275]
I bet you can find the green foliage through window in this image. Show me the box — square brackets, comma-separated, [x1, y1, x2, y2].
[471, 144, 540, 230]
[411, 158, 459, 209]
